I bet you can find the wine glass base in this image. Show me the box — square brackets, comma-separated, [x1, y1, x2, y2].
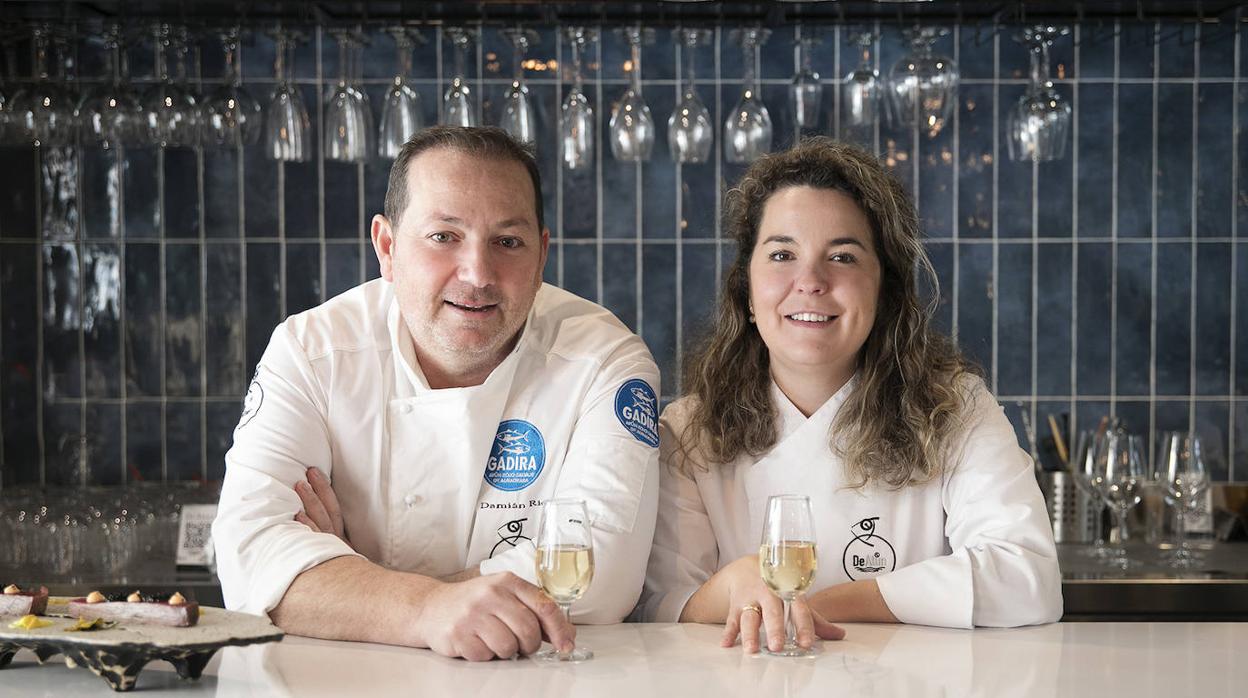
[533, 646, 593, 663]
[763, 642, 820, 658]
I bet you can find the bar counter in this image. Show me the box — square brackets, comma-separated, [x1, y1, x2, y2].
[3, 621, 1245, 696]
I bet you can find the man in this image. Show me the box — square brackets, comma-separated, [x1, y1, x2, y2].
[212, 127, 660, 662]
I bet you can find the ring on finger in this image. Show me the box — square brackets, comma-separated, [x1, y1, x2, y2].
[741, 603, 762, 616]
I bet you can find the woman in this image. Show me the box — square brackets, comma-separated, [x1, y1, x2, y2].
[637, 138, 1062, 652]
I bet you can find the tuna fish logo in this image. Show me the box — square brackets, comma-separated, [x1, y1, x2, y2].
[495, 429, 531, 455]
[484, 420, 546, 492]
[630, 387, 657, 416]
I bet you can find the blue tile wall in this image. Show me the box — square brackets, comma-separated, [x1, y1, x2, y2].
[0, 19, 1245, 488]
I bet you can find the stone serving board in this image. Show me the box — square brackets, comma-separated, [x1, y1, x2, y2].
[0, 600, 283, 692]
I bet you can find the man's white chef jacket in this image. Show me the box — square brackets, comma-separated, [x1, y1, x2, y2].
[212, 279, 660, 623]
[638, 377, 1063, 628]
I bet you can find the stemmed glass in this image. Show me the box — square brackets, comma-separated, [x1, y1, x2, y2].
[81, 22, 142, 150]
[1007, 25, 1071, 162]
[887, 26, 958, 138]
[0, 33, 13, 142]
[1072, 430, 1111, 558]
[725, 28, 772, 164]
[1093, 431, 1145, 569]
[324, 29, 372, 163]
[442, 27, 477, 127]
[499, 27, 538, 146]
[843, 30, 880, 129]
[1157, 432, 1210, 569]
[560, 26, 597, 171]
[13, 23, 78, 147]
[201, 27, 262, 149]
[789, 32, 821, 131]
[668, 27, 713, 164]
[609, 26, 655, 163]
[759, 495, 818, 658]
[263, 27, 311, 162]
[143, 23, 200, 148]
[378, 27, 424, 159]
[533, 498, 595, 663]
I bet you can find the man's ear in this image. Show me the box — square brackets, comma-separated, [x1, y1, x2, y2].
[538, 227, 551, 274]
[371, 214, 396, 282]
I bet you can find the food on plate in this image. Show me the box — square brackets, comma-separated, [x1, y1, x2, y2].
[0, 585, 50, 617]
[66, 591, 200, 627]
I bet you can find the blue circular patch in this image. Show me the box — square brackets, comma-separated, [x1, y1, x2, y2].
[614, 379, 659, 447]
[484, 419, 546, 492]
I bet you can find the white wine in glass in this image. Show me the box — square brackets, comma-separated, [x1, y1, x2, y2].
[533, 498, 595, 663]
[759, 495, 818, 657]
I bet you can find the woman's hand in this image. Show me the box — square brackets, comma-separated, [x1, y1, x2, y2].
[293, 467, 351, 546]
[711, 555, 845, 653]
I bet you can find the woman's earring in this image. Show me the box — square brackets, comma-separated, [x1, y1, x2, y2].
[748, 304, 756, 324]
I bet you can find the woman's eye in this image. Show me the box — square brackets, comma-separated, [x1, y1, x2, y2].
[768, 250, 794, 262]
[831, 252, 857, 264]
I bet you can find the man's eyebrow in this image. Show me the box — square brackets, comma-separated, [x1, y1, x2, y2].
[759, 234, 867, 248]
[493, 217, 532, 230]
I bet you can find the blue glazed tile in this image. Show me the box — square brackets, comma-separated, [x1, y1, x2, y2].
[1114, 399, 1151, 438]
[562, 243, 598, 304]
[199, 34, 226, 80]
[917, 120, 953, 240]
[1036, 243, 1073, 396]
[42, 402, 81, 487]
[205, 244, 244, 397]
[325, 242, 362, 300]
[1119, 22, 1156, 79]
[957, 22, 996, 81]
[207, 402, 238, 482]
[1157, 23, 1196, 79]
[1075, 242, 1113, 395]
[1073, 400, 1111, 436]
[1036, 400, 1075, 470]
[996, 244, 1032, 397]
[1, 243, 41, 485]
[124, 242, 161, 396]
[1036, 93, 1074, 238]
[165, 243, 202, 397]
[639, 82, 676, 169]
[287, 27, 319, 82]
[362, 26, 397, 81]
[86, 402, 122, 486]
[1195, 401, 1230, 482]
[1198, 21, 1236, 78]
[164, 148, 200, 239]
[126, 402, 162, 483]
[1196, 84, 1233, 238]
[999, 25, 1032, 80]
[601, 242, 638, 332]
[955, 244, 993, 380]
[166, 401, 203, 482]
[681, 156, 719, 240]
[759, 83, 794, 154]
[363, 158, 390, 227]
[759, 26, 794, 82]
[124, 149, 161, 239]
[203, 150, 240, 239]
[286, 242, 323, 315]
[923, 241, 954, 337]
[1156, 83, 1193, 238]
[284, 158, 320, 238]
[42, 243, 81, 399]
[720, 240, 739, 283]
[81, 148, 121, 239]
[997, 83, 1033, 239]
[1049, 26, 1077, 81]
[241, 29, 276, 81]
[641, 242, 678, 388]
[244, 144, 279, 239]
[878, 124, 913, 199]
[1152, 399, 1189, 437]
[82, 243, 122, 398]
[523, 83, 559, 226]
[323, 161, 361, 239]
[602, 157, 638, 240]
[1238, 243, 1248, 396]
[1002, 401, 1032, 458]
[1160, 271, 1198, 383]
[957, 84, 993, 240]
[1236, 403, 1248, 481]
[641, 105, 679, 240]
[1195, 243, 1232, 396]
[128, 34, 155, 82]
[1115, 243, 1152, 396]
[1073, 85, 1112, 240]
[1078, 21, 1117, 79]
[1116, 84, 1154, 239]
[680, 243, 719, 367]
[245, 242, 282, 376]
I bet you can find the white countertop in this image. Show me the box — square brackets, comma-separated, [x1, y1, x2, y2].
[2, 622, 1245, 696]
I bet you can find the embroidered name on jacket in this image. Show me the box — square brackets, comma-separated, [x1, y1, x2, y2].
[614, 379, 659, 447]
[484, 419, 546, 491]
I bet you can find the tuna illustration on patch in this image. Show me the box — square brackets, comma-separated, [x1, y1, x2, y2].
[484, 419, 546, 492]
[842, 516, 897, 581]
[614, 379, 659, 447]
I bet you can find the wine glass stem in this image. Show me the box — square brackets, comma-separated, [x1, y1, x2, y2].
[1174, 502, 1187, 555]
[630, 39, 642, 91]
[685, 39, 696, 88]
[782, 597, 794, 649]
[558, 603, 572, 658]
[1115, 509, 1129, 545]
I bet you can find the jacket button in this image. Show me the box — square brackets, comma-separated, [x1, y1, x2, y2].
[401, 404, 413, 414]
[404, 493, 419, 508]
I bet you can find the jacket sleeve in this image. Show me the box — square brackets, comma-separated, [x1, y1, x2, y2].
[478, 337, 660, 624]
[634, 401, 721, 622]
[211, 324, 363, 618]
[874, 379, 1064, 628]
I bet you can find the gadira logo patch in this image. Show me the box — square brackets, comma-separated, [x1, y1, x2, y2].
[484, 419, 546, 491]
[614, 379, 659, 447]
[842, 516, 896, 580]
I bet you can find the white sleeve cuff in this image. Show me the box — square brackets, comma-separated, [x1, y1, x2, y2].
[874, 549, 974, 629]
[641, 585, 700, 623]
[225, 529, 364, 618]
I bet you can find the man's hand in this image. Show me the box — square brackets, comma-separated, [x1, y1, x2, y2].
[414, 573, 576, 661]
[294, 467, 349, 545]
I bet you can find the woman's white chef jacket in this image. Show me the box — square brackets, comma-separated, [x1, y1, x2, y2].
[638, 377, 1063, 628]
[212, 279, 660, 623]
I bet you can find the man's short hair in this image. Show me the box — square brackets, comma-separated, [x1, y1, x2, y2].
[383, 126, 545, 232]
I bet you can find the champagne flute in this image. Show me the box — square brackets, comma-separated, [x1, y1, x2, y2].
[668, 27, 713, 164]
[759, 494, 818, 658]
[534, 498, 594, 663]
[1157, 432, 1209, 569]
[499, 27, 538, 146]
[609, 26, 655, 162]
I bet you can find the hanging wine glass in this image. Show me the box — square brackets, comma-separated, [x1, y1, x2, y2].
[264, 27, 311, 162]
[80, 22, 139, 149]
[609, 26, 655, 163]
[725, 27, 772, 164]
[201, 27, 262, 149]
[378, 27, 424, 160]
[13, 23, 78, 147]
[499, 27, 538, 146]
[887, 26, 958, 138]
[561, 26, 597, 171]
[442, 27, 477, 127]
[1007, 25, 1071, 163]
[843, 30, 880, 129]
[789, 32, 821, 131]
[668, 27, 713, 164]
[324, 28, 372, 163]
[143, 22, 200, 148]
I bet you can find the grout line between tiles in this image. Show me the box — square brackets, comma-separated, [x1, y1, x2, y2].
[1149, 21, 1160, 472]
[1229, 22, 1240, 481]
